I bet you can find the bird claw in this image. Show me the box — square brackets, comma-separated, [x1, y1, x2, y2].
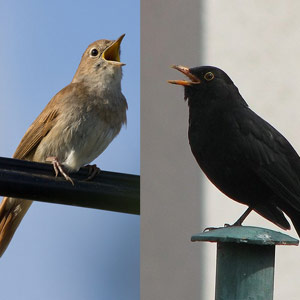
[203, 226, 219, 232]
[46, 156, 74, 185]
[222, 223, 242, 228]
[203, 223, 243, 232]
[84, 164, 101, 181]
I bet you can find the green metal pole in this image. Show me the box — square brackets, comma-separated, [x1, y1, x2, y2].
[191, 226, 298, 300]
[216, 242, 274, 299]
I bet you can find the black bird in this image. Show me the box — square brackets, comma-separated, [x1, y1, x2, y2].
[169, 65, 300, 237]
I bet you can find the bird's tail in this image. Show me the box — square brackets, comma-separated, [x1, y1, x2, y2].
[0, 197, 32, 257]
[289, 210, 300, 238]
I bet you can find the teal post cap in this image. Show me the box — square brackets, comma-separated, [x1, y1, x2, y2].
[191, 226, 299, 246]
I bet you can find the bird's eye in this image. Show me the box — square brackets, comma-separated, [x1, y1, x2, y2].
[90, 48, 99, 56]
[204, 72, 214, 81]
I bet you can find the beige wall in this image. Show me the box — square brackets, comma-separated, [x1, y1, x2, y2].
[141, 0, 204, 299]
[141, 1, 300, 299]
[203, 1, 300, 299]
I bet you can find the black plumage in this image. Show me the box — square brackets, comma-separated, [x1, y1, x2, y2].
[169, 65, 300, 236]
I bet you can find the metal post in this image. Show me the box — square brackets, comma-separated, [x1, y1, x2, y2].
[191, 226, 299, 300]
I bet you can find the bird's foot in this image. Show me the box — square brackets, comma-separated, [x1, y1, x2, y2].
[224, 223, 243, 227]
[203, 223, 243, 232]
[203, 226, 221, 232]
[84, 164, 101, 181]
[46, 156, 74, 185]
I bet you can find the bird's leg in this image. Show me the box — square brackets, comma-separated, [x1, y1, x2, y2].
[232, 207, 253, 226]
[204, 207, 253, 232]
[46, 156, 74, 186]
[84, 164, 101, 181]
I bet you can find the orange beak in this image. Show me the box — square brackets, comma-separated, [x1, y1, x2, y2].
[168, 65, 201, 86]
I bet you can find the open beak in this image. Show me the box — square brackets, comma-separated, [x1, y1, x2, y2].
[102, 34, 126, 66]
[168, 65, 201, 85]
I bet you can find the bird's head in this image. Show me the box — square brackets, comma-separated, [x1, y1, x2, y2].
[72, 34, 125, 90]
[168, 65, 237, 106]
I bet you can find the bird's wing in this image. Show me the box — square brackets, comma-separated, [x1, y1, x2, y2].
[233, 108, 300, 212]
[13, 100, 59, 160]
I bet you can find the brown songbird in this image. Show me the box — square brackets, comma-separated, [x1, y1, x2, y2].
[0, 34, 127, 256]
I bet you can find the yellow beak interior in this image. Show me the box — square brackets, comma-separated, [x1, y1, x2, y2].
[102, 34, 125, 63]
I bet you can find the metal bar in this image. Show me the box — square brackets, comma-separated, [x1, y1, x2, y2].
[0, 156, 140, 215]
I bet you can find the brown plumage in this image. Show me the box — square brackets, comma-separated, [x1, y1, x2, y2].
[0, 35, 127, 256]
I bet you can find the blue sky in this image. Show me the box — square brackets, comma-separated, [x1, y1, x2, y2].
[0, 1, 140, 299]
